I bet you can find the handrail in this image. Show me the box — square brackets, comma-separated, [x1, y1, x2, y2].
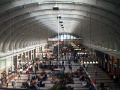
[83, 66, 97, 90]
[78, 58, 97, 90]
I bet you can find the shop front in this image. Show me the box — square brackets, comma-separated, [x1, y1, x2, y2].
[103, 53, 109, 72]
[0, 57, 17, 87]
[112, 57, 118, 75]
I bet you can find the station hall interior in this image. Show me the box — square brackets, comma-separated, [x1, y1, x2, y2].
[0, 0, 120, 90]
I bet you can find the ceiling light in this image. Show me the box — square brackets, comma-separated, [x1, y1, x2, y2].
[114, 50, 117, 51]
[38, 2, 41, 4]
[67, 2, 74, 3]
[57, 14, 61, 18]
[59, 21, 63, 23]
[53, 5, 59, 10]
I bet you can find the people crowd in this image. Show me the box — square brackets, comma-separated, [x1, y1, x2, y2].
[0, 52, 98, 90]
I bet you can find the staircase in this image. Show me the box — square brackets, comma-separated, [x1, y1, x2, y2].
[87, 64, 120, 90]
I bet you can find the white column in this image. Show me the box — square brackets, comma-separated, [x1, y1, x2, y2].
[31, 50, 33, 60]
[0, 59, 2, 78]
[33, 49, 35, 59]
[27, 51, 29, 62]
[17, 55, 19, 68]
[36, 47, 39, 57]
[5, 58, 8, 78]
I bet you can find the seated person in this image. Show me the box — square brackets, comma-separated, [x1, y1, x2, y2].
[30, 84, 37, 89]
[38, 77, 41, 81]
[42, 73, 47, 80]
[63, 79, 67, 84]
[48, 71, 53, 77]
[79, 75, 84, 81]
[67, 86, 74, 90]
[39, 75, 43, 80]
[30, 80, 36, 86]
[26, 68, 30, 73]
[54, 78, 59, 84]
[37, 80, 45, 87]
[22, 81, 30, 88]
[32, 75, 36, 80]
[22, 82, 27, 88]
[81, 81, 87, 86]
[26, 81, 30, 88]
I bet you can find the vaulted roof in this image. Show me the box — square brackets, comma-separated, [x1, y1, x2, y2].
[0, 0, 120, 58]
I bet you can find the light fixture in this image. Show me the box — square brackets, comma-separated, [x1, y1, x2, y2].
[59, 21, 63, 23]
[53, 4, 59, 10]
[38, 2, 41, 4]
[114, 50, 117, 51]
[57, 14, 61, 18]
[109, 49, 112, 50]
[57, 14, 61, 61]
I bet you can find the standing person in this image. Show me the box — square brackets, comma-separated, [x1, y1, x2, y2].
[63, 54, 65, 65]
[30, 66, 33, 72]
[107, 84, 110, 90]
[6, 79, 9, 87]
[18, 74, 21, 80]
[14, 79, 17, 88]
[28, 74, 30, 81]
[34, 66, 37, 74]
[1, 78, 4, 84]
[12, 81, 14, 88]
[77, 65, 80, 71]
[35, 63, 38, 71]
[85, 64, 88, 71]
[69, 65, 72, 72]
[94, 69, 97, 76]
[5, 78, 7, 84]
[100, 82, 104, 90]
[93, 79, 96, 85]
[62, 61, 64, 66]
[27, 68, 30, 74]
[113, 74, 116, 82]
[12, 79, 17, 88]
[62, 65, 65, 71]
[93, 79, 97, 89]
[20, 68, 23, 75]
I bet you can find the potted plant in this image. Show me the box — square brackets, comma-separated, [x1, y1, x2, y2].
[50, 83, 68, 90]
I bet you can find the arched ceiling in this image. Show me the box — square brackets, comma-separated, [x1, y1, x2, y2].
[0, 0, 120, 58]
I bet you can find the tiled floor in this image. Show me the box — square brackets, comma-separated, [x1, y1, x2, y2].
[2, 60, 119, 90]
[2, 61, 90, 90]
